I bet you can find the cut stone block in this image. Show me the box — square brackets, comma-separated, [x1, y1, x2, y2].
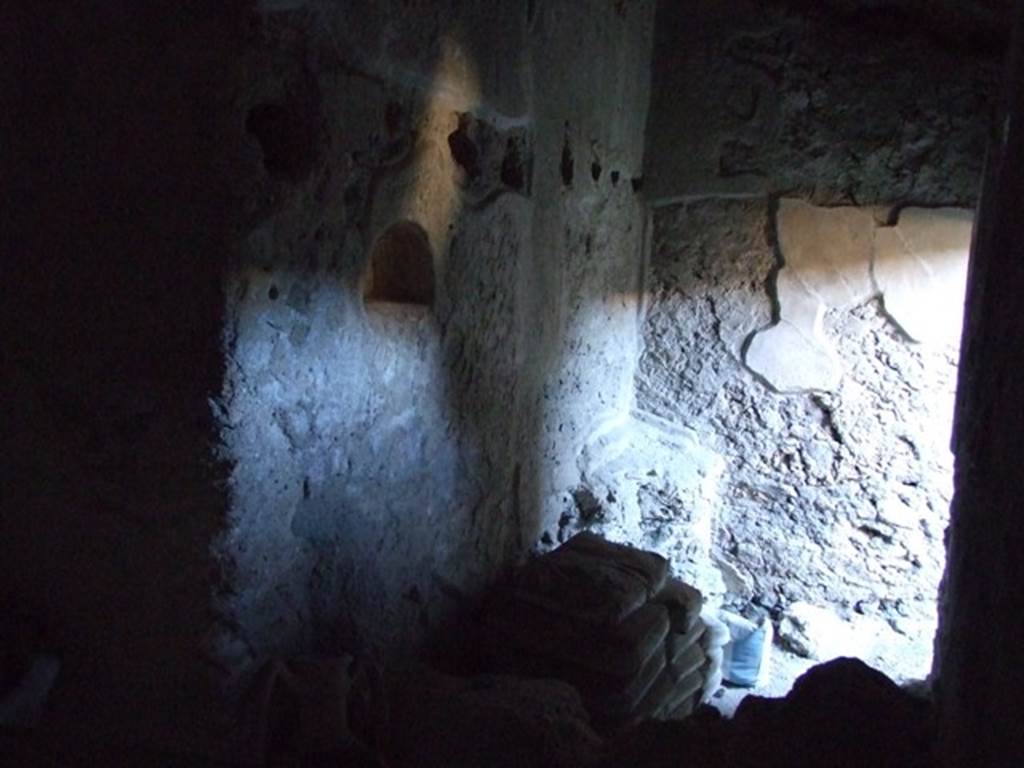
[745, 319, 842, 393]
[561, 531, 670, 595]
[666, 621, 706, 665]
[745, 199, 875, 392]
[484, 595, 670, 679]
[659, 668, 706, 718]
[665, 690, 701, 721]
[631, 666, 706, 723]
[479, 535, 714, 729]
[478, 616, 668, 723]
[776, 199, 876, 309]
[873, 207, 973, 346]
[513, 532, 669, 625]
[586, 645, 668, 721]
[668, 642, 706, 681]
[652, 578, 704, 634]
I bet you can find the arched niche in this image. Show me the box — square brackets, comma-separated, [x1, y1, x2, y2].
[363, 221, 435, 307]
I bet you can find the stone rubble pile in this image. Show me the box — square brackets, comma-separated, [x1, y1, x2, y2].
[481, 532, 722, 729]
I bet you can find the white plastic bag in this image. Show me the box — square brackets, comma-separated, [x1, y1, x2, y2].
[720, 611, 773, 688]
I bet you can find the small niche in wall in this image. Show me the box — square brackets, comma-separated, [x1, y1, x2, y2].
[363, 221, 435, 307]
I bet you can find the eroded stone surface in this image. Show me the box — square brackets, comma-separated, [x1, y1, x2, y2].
[584, 198, 961, 684]
[216, 0, 657, 732]
[556, 411, 726, 600]
[645, 0, 999, 205]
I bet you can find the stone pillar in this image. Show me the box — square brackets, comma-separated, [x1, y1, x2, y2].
[936, 4, 1024, 766]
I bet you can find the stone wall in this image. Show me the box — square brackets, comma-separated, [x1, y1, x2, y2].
[4, 0, 1009, 755]
[552, 0, 1003, 682]
[3, 0, 656, 755]
[645, 0, 997, 205]
[216, 0, 656, 731]
[216, 0, 532, 691]
[640, 198, 968, 678]
[519, 0, 655, 548]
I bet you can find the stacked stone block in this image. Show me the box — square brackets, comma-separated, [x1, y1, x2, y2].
[481, 533, 713, 728]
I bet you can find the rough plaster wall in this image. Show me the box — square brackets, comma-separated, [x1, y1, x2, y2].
[524, 0, 655, 545]
[2, 0, 654, 754]
[1, 0, 656, 753]
[216, 0, 533, 697]
[635, 198, 963, 678]
[216, 0, 657, 726]
[587, 0, 1002, 682]
[644, 0, 1000, 205]
[555, 196, 969, 680]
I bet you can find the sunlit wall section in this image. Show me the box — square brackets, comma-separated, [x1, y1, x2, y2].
[214, 1, 532, 705]
[520, 0, 657, 547]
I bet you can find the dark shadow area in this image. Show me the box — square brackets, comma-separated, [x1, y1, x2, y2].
[447, 117, 481, 181]
[936, 3, 1024, 765]
[4, 0, 1022, 766]
[2, 0, 246, 754]
[245, 102, 319, 183]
